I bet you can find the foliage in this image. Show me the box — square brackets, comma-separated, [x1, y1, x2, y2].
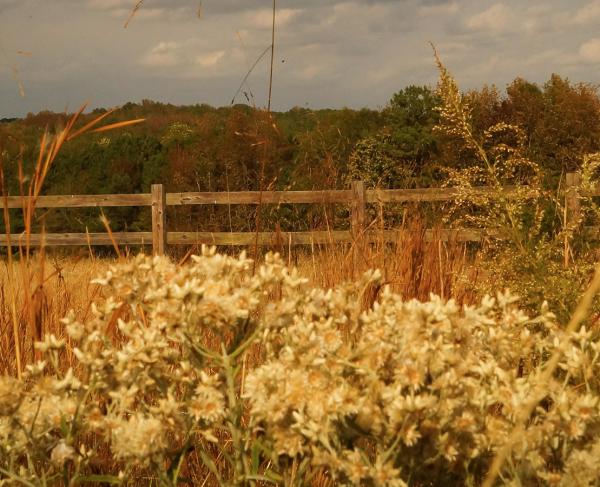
[434, 52, 544, 248]
[160, 122, 195, 148]
[385, 86, 441, 177]
[347, 134, 414, 188]
[432, 52, 600, 322]
[347, 86, 440, 189]
[2, 74, 600, 237]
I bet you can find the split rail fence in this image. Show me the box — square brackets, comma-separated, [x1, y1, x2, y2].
[0, 174, 589, 255]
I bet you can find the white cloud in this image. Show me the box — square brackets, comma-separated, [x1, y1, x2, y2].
[578, 38, 600, 64]
[141, 41, 182, 67]
[196, 50, 225, 68]
[524, 48, 568, 67]
[86, 0, 188, 23]
[297, 65, 321, 80]
[434, 41, 471, 58]
[4, 0, 600, 117]
[471, 55, 501, 76]
[140, 39, 235, 77]
[465, 3, 514, 34]
[246, 8, 302, 29]
[571, 0, 600, 25]
[288, 44, 336, 81]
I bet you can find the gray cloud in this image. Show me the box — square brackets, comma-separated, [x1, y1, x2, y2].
[0, 0, 18, 7]
[1, 0, 599, 117]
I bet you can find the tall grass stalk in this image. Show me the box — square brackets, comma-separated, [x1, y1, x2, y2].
[0, 105, 143, 377]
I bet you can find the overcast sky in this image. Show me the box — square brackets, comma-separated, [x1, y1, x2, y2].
[1, 0, 600, 117]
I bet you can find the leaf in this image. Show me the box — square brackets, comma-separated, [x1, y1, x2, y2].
[198, 450, 224, 485]
[251, 440, 261, 474]
[75, 474, 122, 484]
[89, 119, 145, 135]
[60, 414, 69, 437]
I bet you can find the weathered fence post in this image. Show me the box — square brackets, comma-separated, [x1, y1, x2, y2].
[151, 184, 167, 256]
[351, 180, 366, 270]
[564, 172, 582, 268]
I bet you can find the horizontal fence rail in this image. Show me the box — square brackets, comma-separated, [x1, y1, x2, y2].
[0, 186, 534, 209]
[167, 190, 354, 205]
[0, 174, 587, 255]
[0, 194, 152, 208]
[0, 233, 154, 246]
[0, 229, 496, 248]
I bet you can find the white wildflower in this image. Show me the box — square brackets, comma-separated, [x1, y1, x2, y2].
[50, 440, 75, 467]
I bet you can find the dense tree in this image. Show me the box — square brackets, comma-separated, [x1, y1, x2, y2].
[349, 86, 440, 187]
[2, 74, 599, 235]
[498, 75, 600, 175]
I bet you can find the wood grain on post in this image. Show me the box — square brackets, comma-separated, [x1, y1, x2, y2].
[0, 185, 534, 210]
[151, 184, 167, 256]
[366, 186, 525, 203]
[351, 181, 366, 271]
[167, 229, 486, 245]
[351, 181, 366, 235]
[564, 172, 582, 268]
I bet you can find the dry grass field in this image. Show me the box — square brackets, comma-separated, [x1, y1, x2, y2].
[0, 218, 478, 376]
[0, 232, 480, 486]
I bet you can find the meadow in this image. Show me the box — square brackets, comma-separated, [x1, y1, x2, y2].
[3, 56, 600, 487]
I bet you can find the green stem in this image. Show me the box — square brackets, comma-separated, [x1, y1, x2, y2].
[221, 345, 253, 487]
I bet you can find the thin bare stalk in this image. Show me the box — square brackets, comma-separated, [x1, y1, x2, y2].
[124, 0, 145, 28]
[267, 0, 276, 113]
[0, 162, 21, 378]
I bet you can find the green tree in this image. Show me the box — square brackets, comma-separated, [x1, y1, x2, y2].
[348, 86, 440, 188]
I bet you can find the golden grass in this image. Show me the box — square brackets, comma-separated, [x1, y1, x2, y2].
[0, 255, 110, 375]
[0, 226, 480, 378]
[0, 104, 144, 378]
[297, 226, 477, 304]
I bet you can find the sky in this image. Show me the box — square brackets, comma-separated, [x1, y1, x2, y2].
[1, 0, 600, 117]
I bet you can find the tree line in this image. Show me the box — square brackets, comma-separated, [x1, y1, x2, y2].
[0, 73, 599, 235]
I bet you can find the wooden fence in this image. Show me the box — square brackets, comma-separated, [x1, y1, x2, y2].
[0, 174, 589, 255]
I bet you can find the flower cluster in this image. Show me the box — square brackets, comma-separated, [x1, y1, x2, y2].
[246, 280, 600, 486]
[0, 249, 296, 484]
[2, 249, 600, 486]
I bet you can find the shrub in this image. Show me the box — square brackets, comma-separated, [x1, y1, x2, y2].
[2, 249, 600, 486]
[432, 49, 600, 323]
